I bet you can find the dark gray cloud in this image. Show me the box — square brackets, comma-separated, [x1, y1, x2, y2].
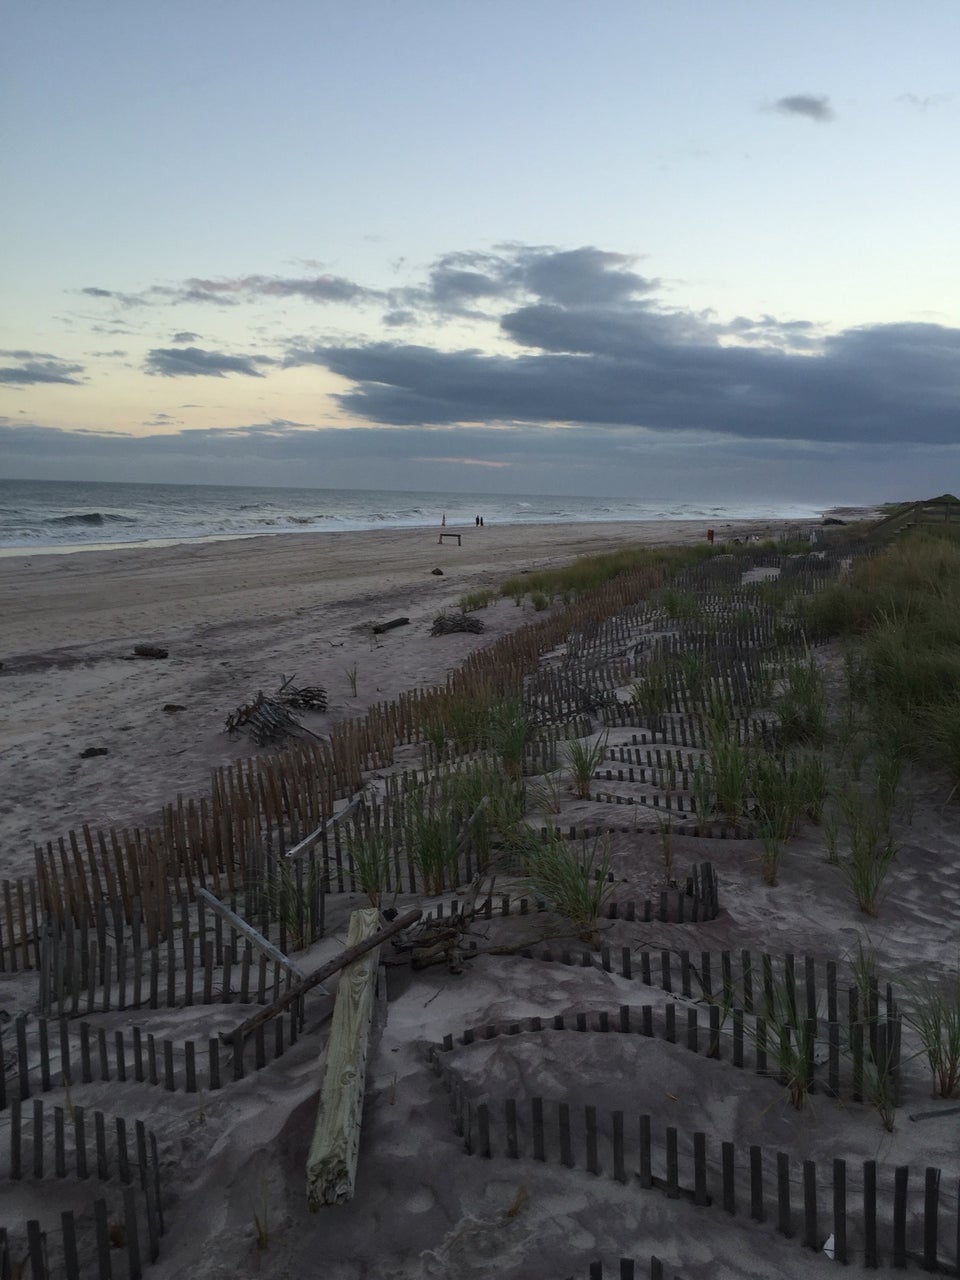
[516, 247, 657, 306]
[407, 245, 658, 317]
[773, 94, 835, 122]
[144, 346, 274, 378]
[288, 313, 960, 446]
[171, 331, 200, 344]
[0, 352, 85, 385]
[3, 414, 955, 506]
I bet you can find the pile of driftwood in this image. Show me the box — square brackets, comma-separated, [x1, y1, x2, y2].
[225, 675, 327, 746]
[431, 611, 485, 636]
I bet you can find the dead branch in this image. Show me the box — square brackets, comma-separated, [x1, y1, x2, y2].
[431, 611, 485, 636]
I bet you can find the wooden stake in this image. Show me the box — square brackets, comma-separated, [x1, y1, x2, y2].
[306, 908, 381, 1208]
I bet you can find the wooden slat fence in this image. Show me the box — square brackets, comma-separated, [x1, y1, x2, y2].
[432, 1066, 954, 1272]
[0, 1003, 304, 1112]
[0, 1102, 164, 1279]
[434, 996, 901, 1111]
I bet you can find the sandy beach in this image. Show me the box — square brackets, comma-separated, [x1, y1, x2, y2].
[14, 509, 959, 1280]
[0, 516, 814, 877]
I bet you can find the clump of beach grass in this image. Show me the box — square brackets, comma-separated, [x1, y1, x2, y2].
[517, 828, 613, 946]
[344, 821, 395, 906]
[774, 658, 827, 746]
[405, 788, 461, 894]
[566, 732, 609, 800]
[458, 587, 497, 612]
[838, 788, 898, 916]
[902, 965, 960, 1098]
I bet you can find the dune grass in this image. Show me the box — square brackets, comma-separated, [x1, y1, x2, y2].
[513, 828, 614, 946]
[499, 543, 719, 607]
[804, 530, 960, 790]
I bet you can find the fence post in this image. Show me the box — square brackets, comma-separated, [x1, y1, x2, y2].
[776, 1152, 792, 1237]
[833, 1158, 847, 1265]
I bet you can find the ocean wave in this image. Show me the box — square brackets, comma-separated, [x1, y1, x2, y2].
[48, 511, 137, 526]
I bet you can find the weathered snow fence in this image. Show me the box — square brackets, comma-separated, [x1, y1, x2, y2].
[306, 907, 382, 1208]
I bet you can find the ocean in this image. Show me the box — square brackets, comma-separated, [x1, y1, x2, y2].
[0, 478, 824, 553]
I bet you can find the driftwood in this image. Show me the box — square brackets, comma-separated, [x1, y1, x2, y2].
[277, 673, 328, 711]
[225, 675, 326, 746]
[133, 644, 168, 659]
[306, 908, 381, 1207]
[388, 875, 492, 975]
[430, 611, 485, 636]
[225, 691, 304, 746]
[196, 888, 305, 980]
[223, 907, 422, 1042]
[372, 617, 409, 635]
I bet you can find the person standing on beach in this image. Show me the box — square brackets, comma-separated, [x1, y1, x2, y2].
[475, 515, 479, 526]
[441, 513, 446, 527]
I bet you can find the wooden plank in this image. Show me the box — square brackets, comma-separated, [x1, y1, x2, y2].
[306, 907, 382, 1207]
[196, 887, 305, 980]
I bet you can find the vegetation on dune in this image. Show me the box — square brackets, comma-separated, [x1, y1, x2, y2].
[804, 530, 960, 789]
[498, 542, 720, 608]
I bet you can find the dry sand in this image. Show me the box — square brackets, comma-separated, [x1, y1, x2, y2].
[9, 510, 955, 1280]
[0, 516, 810, 876]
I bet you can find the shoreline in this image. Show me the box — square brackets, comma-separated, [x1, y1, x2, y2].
[0, 513, 851, 875]
[0, 506, 845, 560]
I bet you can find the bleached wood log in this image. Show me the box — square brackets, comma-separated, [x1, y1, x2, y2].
[196, 888, 305, 979]
[306, 907, 381, 1208]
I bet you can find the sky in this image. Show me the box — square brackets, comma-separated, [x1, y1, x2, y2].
[2, 1, 958, 504]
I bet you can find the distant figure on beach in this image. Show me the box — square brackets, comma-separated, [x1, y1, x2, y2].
[706, 528, 714, 545]
[441, 513, 446, 527]
[475, 515, 479, 526]
[480, 516, 484, 527]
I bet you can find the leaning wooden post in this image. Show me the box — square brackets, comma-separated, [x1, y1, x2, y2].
[195, 888, 305, 980]
[306, 908, 381, 1208]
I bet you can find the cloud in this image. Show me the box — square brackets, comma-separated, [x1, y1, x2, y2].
[4, 414, 957, 506]
[897, 93, 952, 110]
[515, 246, 658, 306]
[80, 286, 149, 307]
[0, 352, 85, 385]
[404, 245, 659, 317]
[773, 94, 835, 122]
[414, 456, 510, 468]
[81, 245, 660, 323]
[172, 331, 200, 344]
[180, 274, 381, 305]
[84, 274, 383, 310]
[49, 240, 960, 474]
[144, 346, 275, 378]
[289, 313, 960, 446]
